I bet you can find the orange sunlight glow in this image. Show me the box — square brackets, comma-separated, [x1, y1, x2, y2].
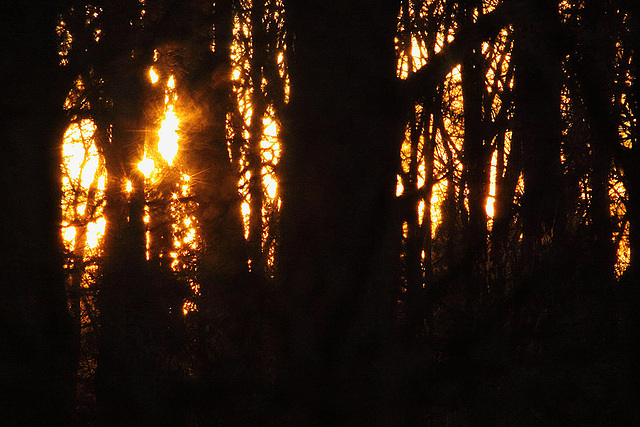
[61, 119, 107, 253]
[486, 149, 498, 222]
[610, 179, 631, 277]
[158, 105, 180, 165]
[86, 217, 106, 249]
[138, 155, 155, 178]
[149, 66, 159, 84]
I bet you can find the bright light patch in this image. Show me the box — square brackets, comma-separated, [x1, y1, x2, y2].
[149, 67, 159, 84]
[486, 198, 495, 219]
[265, 174, 278, 199]
[396, 175, 404, 197]
[86, 217, 106, 249]
[486, 150, 498, 219]
[167, 75, 175, 89]
[138, 156, 155, 178]
[158, 105, 180, 165]
[241, 201, 251, 239]
[62, 120, 99, 188]
[431, 180, 447, 239]
[264, 120, 278, 138]
[125, 179, 133, 193]
[63, 225, 76, 247]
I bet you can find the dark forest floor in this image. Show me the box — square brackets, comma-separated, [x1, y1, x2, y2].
[73, 281, 640, 426]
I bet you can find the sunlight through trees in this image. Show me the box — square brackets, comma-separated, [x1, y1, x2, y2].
[9, 0, 640, 423]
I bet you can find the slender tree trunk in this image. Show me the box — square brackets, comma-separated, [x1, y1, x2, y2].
[461, 0, 489, 292]
[573, 0, 618, 282]
[512, 0, 565, 272]
[247, 0, 268, 278]
[404, 103, 426, 340]
[491, 128, 522, 294]
[422, 111, 436, 285]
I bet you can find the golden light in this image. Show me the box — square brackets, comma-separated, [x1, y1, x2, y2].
[138, 156, 155, 178]
[86, 217, 106, 249]
[63, 225, 76, 248]
[62, 119, 99, 188]
[486, 198, 495, 219]
[158, 105, 180, 165]
[145, 232, 151, 262]
[264, 119, 278, 138]
[418, 199, 425, 226]
[183, 300, 197, 316]
[615, 222, 631, 277]
[125, 179, 133, 193]
[396, 175, 404, 197]
[167, 75, 175, 89]
[610, 179, 631, 277]
[149, 67, 159, 84]
[486, 150, 498, 220]
[241, 201, 251, 239]
[431, 180, 447, 238]
[61, 117, 107, 256]
[265, 174, 278, 199]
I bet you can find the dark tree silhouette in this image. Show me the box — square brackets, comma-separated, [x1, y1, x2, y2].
[0, 0, 75, 423]
[277, 0, 406, 423]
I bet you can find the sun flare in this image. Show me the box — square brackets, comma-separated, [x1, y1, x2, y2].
[138, 156, 155, 178]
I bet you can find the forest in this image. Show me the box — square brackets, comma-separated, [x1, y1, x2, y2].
[2, 0, 640, 424]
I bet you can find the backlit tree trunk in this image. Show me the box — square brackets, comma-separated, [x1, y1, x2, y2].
[93, 1, 158, 421]
[461, 0, 489, 292]
[0, 0, 75, 422]
[512, 0, 565, 272]
[278, 1, 406, 423]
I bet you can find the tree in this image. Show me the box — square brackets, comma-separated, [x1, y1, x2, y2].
[277, 0, 406, 422]
[0, 0, 75, 422]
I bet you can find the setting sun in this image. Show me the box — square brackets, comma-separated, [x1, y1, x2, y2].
[138, 156, 155, 177]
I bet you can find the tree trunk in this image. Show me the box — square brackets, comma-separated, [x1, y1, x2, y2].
[572, 0, 619, 282]
[491, 128, 522, 294]
[0, 0, 75, 422]
[278, 1, 405, 423]
[93, 2, 159, 420]
[512, 0, 565, 272]
[461, 0, 489, 293]
[404, 103, 426, 340]
[247, 0, 268, 278]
